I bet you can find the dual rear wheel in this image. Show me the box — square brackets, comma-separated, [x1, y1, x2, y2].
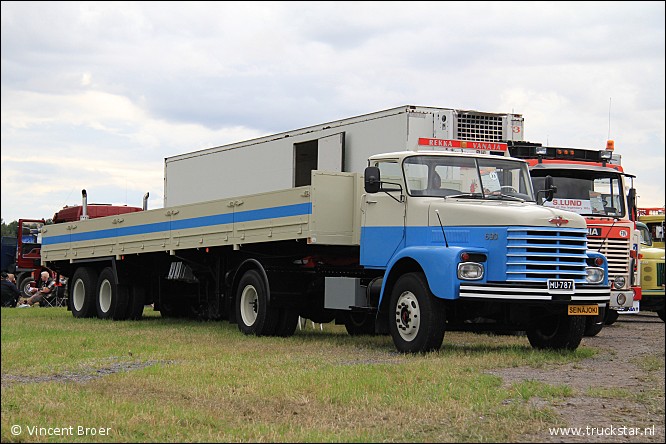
[70, 266, 143, 320]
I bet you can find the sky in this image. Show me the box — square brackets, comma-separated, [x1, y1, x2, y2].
[1, 1, 664, 224]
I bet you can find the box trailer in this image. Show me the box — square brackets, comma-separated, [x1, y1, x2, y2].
[164, 105, 525, 207]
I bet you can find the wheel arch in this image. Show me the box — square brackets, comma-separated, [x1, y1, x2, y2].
[229, 258, 271, 304]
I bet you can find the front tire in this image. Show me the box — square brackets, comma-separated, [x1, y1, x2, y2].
[527, 312, 585, 350]
[388, 272, 446, 354]
[235, 269, 279, 336]
[604, 309, 619, 325]
[70, 267, 98, 318]
[657, 308, 665, 322]
[584, 307, 606, 337]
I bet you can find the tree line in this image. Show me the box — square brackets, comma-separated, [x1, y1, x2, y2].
[1, 219, 18, 237]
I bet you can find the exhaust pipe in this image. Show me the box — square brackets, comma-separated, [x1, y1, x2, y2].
[143, 192, 150, 211]
[80, 189, 89, 220]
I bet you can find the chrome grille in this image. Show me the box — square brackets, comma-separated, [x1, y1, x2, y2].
[506, 227, 588, 282]
[586, 237, 630, 276]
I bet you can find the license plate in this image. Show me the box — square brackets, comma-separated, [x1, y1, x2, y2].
[568, 305, 599, 316]
[547, 279, 575, 293]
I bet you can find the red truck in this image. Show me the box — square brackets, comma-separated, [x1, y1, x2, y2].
[12, 190, 144, 301]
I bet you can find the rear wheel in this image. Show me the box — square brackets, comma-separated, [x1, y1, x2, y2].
[388, 272, 446, 354]
[527, 312, 585, 350]
[18, 275, 34, 299]
[70, 267, 98, 318]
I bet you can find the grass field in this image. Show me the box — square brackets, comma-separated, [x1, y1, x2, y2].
[2, 306, 598, 442]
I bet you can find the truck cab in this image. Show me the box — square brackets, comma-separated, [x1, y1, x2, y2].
[361, 149, 610, 351]
[508, 141, 640, 324]
[635, 221, 665, 321]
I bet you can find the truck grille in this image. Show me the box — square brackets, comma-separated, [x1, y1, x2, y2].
[457, 113, 504, 142]
[506, 227, 589, 282]
[658, 262, 665, 287]
[586, 237, 630, 276]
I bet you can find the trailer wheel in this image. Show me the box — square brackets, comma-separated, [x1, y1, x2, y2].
[235, 269, 279, 336]
[527, 313, 585, 350]
[388, 272, 446, 354]
[344, 312, 376, 336]
[70, 267, 98, 318]
[96, 267, 129, 320]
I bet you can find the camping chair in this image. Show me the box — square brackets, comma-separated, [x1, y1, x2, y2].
[39, 282, 67, 307]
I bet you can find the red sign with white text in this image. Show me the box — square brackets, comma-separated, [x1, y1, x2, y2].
[418, 138, 508, 152]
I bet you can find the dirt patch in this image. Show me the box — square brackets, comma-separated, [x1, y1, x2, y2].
[1, 359, 173, 387]
[488, 312, 665, 442]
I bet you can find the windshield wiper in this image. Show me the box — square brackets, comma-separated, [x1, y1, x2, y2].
[485, 193, 525, 202]
[446, 193, 484, 199]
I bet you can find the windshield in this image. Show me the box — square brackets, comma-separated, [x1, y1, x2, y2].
[637, 223, 653, 247]
[403, 155, 535, 201]
[531, 170, 626, 217]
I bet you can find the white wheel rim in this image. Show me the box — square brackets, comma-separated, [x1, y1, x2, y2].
[395, 291, 420, 342]
[240, 285, 258, 326]
[73, 279, 86, 311]
[99, 279, 112, 313]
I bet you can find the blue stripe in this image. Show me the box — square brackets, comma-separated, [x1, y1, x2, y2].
[43, 202, 312, 246]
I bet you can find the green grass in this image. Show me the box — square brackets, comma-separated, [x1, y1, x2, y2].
[1, 307, 598, 442]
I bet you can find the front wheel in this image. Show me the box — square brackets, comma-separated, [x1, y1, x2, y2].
[583, 307, 606, 337]
[388, 272, 446, 354]
[604, 309, 619, 325]
[657, 308, 665, 322]
[18, 275, 35, 299]
[527, 312, 585, 350]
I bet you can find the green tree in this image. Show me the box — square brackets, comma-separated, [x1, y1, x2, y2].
[1, 219, 18, 237]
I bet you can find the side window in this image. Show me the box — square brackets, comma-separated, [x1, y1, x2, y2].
[374, 161, 402, 183]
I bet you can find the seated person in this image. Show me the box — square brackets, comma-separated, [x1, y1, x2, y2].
[1, 272, 21, 307]
[19, 271, 55, 307]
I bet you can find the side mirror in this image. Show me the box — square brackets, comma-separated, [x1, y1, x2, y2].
[364, 166, 381, 193]
[536, 175, 557, 204]
[544, 175, 557, 202]
[627, 188, 637, 221]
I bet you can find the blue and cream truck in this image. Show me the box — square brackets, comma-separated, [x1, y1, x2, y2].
[40, 105, 610, 353]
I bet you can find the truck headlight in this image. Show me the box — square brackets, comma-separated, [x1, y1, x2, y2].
[613, 276, 626, 289]
[458, 262, 484, 280]
[586, 267, 604, 284]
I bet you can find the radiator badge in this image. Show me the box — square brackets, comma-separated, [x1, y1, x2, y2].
[548, 216, 569, 227]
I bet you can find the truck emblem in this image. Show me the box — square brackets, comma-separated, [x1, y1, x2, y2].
[548, 216, 569, 227]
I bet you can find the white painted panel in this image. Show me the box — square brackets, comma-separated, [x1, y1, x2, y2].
[317, 133, 343, 173]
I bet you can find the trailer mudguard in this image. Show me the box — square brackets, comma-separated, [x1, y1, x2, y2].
[378, 245, 488, 305]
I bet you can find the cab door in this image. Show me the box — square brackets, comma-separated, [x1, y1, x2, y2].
[360, 160, 406, 267]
